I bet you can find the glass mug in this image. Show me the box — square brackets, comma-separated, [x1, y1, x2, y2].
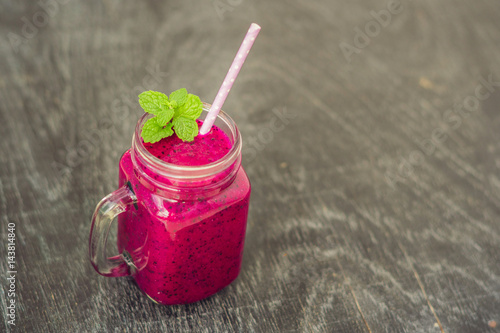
[89, 104, 251, 305]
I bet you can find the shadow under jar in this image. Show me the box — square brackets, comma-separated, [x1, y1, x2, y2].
[89, 104, 251, 305]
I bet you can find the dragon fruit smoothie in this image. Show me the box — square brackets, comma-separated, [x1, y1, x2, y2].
[90, 24, 260, 305]
[116, 111, 251, 305]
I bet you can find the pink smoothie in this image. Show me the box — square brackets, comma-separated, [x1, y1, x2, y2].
[117, 122, 251, 305]
[143, 120, 231, 166]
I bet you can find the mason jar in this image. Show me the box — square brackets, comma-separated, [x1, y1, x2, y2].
[89, 104, 251, 305]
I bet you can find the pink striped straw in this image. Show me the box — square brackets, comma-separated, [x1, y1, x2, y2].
[199, 23, 261, 135]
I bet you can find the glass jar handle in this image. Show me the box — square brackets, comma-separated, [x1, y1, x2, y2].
[89, 184, 137, 277]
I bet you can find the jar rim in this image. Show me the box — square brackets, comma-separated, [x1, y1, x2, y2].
[131, 102, 242, 180]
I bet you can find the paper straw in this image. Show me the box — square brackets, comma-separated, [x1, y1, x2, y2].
[199, 23, 261, 135]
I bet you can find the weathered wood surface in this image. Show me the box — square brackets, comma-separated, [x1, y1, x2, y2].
[1, 0, 500, 332]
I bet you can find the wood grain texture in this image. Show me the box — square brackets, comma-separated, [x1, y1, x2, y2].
[1, 0, 499, 332]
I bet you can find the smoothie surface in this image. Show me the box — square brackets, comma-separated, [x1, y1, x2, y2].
[143, 120, 232, 166]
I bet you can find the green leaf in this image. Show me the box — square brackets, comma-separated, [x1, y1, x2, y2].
[173, 117, 198, 142]
[174, 94, 203, 120]
[138, 91, 170, 116]
[141, 117, 174, 143]
[169, 88, 188, 106]
[156, 105, 175, 126]
[139, 89, 203, 143]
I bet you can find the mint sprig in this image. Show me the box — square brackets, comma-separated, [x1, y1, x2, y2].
[138, 89, 203, 143]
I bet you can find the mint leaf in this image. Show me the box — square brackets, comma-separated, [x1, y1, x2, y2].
[138, 91, 170, 116]
[139, 89, 203, 143]
[156, 105, 175, 126]
[174, 94, 203, 120]
[141, 117, 174, 143]
[169, 88, 188, 106]
[173, 117, 198, 142]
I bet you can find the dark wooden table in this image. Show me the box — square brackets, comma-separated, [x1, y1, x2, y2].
[1, 0, 500, 332]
